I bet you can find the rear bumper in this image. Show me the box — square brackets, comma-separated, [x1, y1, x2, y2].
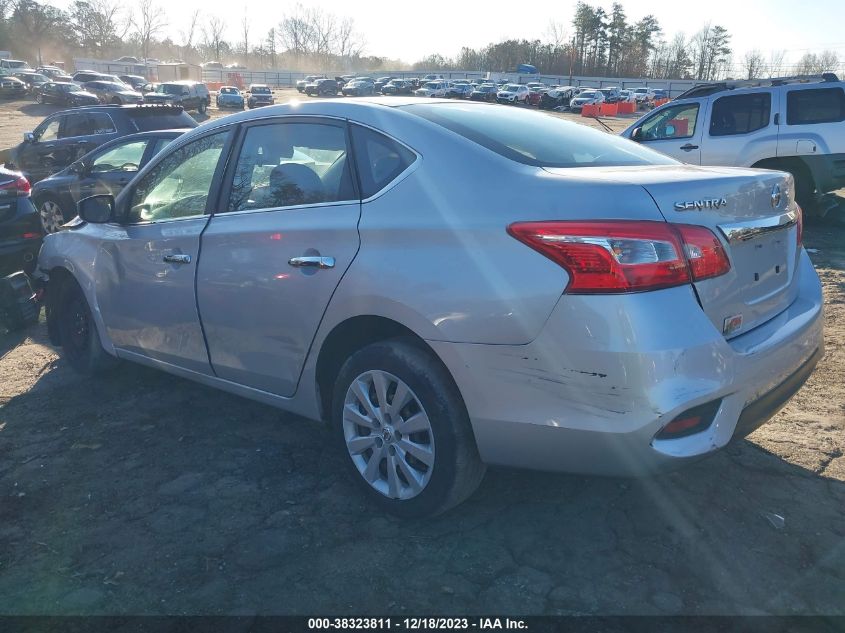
[429, 250, 824, 476]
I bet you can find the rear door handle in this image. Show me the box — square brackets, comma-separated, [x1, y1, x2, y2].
[163, 253, 191, 264]
[680, 143, 699, 151]
[288, 256, 335, 269]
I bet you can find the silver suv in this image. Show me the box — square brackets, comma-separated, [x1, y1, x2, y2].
[37, 99, 824, 516]
[622, 74, 845, 215]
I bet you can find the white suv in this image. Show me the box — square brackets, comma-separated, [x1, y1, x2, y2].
[621, 74, 845, 215]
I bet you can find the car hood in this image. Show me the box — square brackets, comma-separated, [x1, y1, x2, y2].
[118, 90, 142, 97]
[250, 93, 273, 99]
[144, 93, 175, 100]
[69, 90, 98, 98]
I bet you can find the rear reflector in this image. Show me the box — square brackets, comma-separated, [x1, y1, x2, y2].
[507, 220, 730, 294]
[654, 400, 722, 440]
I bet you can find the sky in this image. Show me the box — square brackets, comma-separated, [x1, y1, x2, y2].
[49, 0, 845, 68]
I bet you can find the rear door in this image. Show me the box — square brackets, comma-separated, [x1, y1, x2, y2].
[778, 84, 845, 157]
[196, 117, 361, 396]
[699, 91, 775, 166]
[632, 99, 706, 164]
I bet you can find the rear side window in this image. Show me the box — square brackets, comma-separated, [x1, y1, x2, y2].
[351, 124, 417, 198]
[130, 111, 197, 132]
[709, 93, 771, 136]
[787, 88, 845, 125]
[61, 113, 115, 138]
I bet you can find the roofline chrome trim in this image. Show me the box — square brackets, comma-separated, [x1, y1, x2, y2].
[718, 210, 797, 243]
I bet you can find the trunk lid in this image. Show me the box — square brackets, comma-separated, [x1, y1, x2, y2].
[544, 165, 801, 338]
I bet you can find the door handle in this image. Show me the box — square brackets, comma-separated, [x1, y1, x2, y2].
[288, 256, 335, 269]
[163, 253, 191, 264]
[680, 143, 699, 151]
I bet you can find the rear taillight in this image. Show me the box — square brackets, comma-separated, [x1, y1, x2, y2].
[507, 220, 730, 294]
[0, 175, 31, 197]
[795, 204, 803, 247]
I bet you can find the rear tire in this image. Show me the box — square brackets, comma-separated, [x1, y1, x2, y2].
[56, 277, 116, 375]
[332, 338, 485, 518]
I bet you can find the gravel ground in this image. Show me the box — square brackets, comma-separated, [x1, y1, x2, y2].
[0, 90, 843, 616]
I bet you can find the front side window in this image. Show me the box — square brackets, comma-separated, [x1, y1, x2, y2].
[227, 122, 354, 212]
[37, 118, 61, 142]
[787, 87, 845, 125]
[639, 103, 700, 140]
[709, 93, 771, 136]
[128, 131, 229, 223]
[91, 140, 148, 173]
[351, 125, 416, 198]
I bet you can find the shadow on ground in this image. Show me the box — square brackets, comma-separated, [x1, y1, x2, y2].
[0, 342, 843, 616]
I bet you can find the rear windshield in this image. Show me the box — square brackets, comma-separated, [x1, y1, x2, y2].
[402, 103, 677, 168]
[130, 110, 198, 132]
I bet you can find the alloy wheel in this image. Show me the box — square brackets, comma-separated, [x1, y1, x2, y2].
[39, 199, 65, 233]
[343, 370, 435, 500]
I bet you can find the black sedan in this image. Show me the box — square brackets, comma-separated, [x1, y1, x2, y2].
[342, 80, 374, 97]
[0, 166, 41, 277]
[31, 129, 186, 233]
[381, 79, 412, 95]
[34, 82, 99, 107]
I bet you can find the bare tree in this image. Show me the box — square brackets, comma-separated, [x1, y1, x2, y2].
[545, 20, 568, 48]
[180, 9, 200, 61]
[240, 9, 250, 66]
[132, 0, 165, 64]
[203, 15, 226, 61]
[70, 0, 130, 57]
[767, 49, 785, 77]
[817, 49, 840, 73]
[743, 49, 765, 79]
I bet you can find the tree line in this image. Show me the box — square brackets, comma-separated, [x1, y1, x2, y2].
[0, 0, 840, 79]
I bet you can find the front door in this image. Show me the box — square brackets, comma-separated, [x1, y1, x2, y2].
[94, 129, 233, 373]
[17, 114, 64, 181]
[633, 99, 706, 164]
[196, 118, 361, 396]
[71, 137, 150, 203]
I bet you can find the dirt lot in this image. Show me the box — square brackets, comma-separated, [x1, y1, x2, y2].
[0, 91, 843, 616]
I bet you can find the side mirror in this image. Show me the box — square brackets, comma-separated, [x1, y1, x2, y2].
[69, 160, 85, 174]
[24, 132, 35, 143]
[78, 194, 114, 224]
[631, 127, 643, 141]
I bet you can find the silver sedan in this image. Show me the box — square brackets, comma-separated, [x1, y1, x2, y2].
[36, 99, 824, 517]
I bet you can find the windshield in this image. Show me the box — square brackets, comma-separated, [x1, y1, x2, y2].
[504, 85, 521, 91]
[578, 91, 598, 98]
[220, 87, 238, 94]
[5, 60, 28, 69]
[156, 84, 183, 95]
[403, 103, 676, 168]
[635, 88, 648, 93]
[251, 86, 271, 94]
[425, 82, 438, 89]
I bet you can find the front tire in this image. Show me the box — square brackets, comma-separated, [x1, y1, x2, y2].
[332, 338, 485, 518]
[56, 277, 116, 375]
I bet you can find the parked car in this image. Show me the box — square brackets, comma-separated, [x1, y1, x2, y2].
[0, 76, 27, 99]
[201, 61, 224, 70]
[415, 81, 448, 98]
[32, 130, 185, 233]
[539, 86, 575, 110]
[296, 75, 324, 93]
[446, 82, 473, 99]
[632, 86, 656, 105]
[38, 67, 73, 82]
[420, 74, 443, 83]
[83, 80, 144, 105]
[114, 56, 141, 64]
[618, 89, 638, 103]
[599, 86, 622, 103]
[139, 82, 158, 94]
[3, 105, 198, 183]
[374, 77, 395, 93]
[621, 73, 845, 214]
[0, 59, 31, 73]
[0, 166, 40, 276]
[651, 89, 669, 102]
[405, 78, 421, 90]
[216, 86, 245, 109]
[342, 80, 375, 97]
[527, 86, 547, 106]
[469, 84, 498, 102]
[33, 82, 99, 107]
[11, 71, 49, 93]
[304, 79, 339, 97]
[37, 100, 822, 518]
[72, 70, 107, 85]
[143, 81, 210, 113]
[246, 84, 275, 108]
[496, 84, 529, 104]
[381, 79, 412, 96]
[569, 89, 605, 112]
[119, 75, 147, 90]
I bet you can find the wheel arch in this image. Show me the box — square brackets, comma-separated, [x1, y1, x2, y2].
[313, 314, 461, 424]
[751, 156, 815, 192]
